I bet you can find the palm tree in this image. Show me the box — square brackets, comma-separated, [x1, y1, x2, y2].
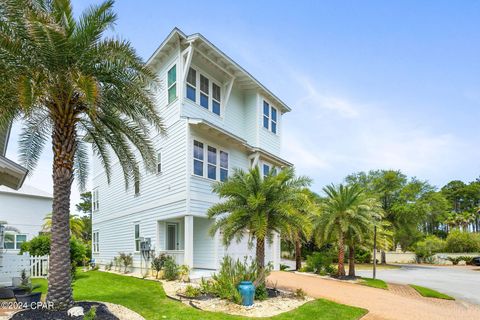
[42, 213, 85, 239]
[0, 0, 163, 309]
[315, 184, 379, 277]
[282, 189, 318, 270]
[208, 167, 311, 282]
[344, 197, 383, 277]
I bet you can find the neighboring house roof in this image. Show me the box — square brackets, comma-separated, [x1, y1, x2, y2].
[0, 122, 11, 157]
[0, 123, 28, 190]
[0, 184, 53, 199]
[147, 28, 292, 113]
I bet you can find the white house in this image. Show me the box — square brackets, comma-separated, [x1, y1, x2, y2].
[0, 123, 28, 190]
[91, 28, 292, 273]
[0, 185, 53, 252]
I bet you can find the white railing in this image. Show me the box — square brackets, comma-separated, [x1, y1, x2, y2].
[158, 250, 184, 265]
[30, 255, 49, 278]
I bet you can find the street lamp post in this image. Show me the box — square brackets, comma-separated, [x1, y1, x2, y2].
[373, 225, 377, 280]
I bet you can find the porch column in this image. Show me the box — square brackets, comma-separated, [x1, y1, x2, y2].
[184, 215, 194, 268]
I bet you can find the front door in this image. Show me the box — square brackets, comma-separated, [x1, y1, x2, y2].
[166, 223, 178, 250]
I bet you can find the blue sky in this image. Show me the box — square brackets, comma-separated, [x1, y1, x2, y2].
[7, 0, 480, 208]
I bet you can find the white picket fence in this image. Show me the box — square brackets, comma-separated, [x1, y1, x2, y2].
[30, 255, 49, 278]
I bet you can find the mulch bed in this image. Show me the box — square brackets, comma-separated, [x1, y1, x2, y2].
[11, 301, 119, 320]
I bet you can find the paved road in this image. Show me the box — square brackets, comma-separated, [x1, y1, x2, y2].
[356, 264, 480, 305]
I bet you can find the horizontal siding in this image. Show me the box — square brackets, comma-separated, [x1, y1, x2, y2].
[193, 217, 216, 269]
[92, 120, 187, 223]
[92, 199, 186, 267]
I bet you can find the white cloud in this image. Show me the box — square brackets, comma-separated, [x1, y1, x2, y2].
[282, 74, 480, 188]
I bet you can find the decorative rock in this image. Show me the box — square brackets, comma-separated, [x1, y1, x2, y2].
[67, 306, 84, 317]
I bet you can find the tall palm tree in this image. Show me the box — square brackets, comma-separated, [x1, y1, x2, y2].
[282, 189, 318, 270]
[315, 184, 378, 277]
[42, 213, 85, 239]
[344, 197, 383, 277]
[0, 0, 163, 309]
[208, 167, 311, 281]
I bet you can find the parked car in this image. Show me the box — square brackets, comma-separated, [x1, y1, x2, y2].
[472, 257, 480, 266]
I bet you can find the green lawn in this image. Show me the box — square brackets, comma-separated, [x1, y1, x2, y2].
[409, 285, 455, 300]
[349, 264, 400, 271]
[359, 277, 388, 290]
[33, 271, 367, 320]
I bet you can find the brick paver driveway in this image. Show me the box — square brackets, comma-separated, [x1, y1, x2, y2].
[268, 271, 480, 320]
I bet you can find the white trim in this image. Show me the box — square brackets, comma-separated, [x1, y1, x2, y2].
[191, 136, 229, 182]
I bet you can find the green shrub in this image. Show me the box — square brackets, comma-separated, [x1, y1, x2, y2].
[445, 230, 480, 253]
[446, 256, 463, 265]
[183, 285, 201, 298]
[84, 306, 97, 320]
[280, 264, 290, 271]
[305, 252, 334, 275]
[163, 256, 179, 281]
[118, 252, 133, 273]
[208, 256, 272, 304]
[414, 236, 445, 262]
[459, 256, 475, 265]
[294, 288, 306, 300]
[355, 249, 372, 264]
[20, 234, 87, 266]
[255, 284, 268, 301]
[151, 253, 167, 279]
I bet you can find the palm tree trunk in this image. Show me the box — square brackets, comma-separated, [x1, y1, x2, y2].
[348, 244, 355, 277]
[337, 232, 346, 277]
[46, 117, 76, 310]
[295, 237, 302, 271]
[256, 237, 266, 284]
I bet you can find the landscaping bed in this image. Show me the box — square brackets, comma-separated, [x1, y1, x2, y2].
[11, 302, 117, 320]
[162, 279, 313, 317]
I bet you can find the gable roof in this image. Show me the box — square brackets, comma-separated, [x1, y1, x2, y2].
[147, 28, 292, 113]
[0, 184, 52, 199]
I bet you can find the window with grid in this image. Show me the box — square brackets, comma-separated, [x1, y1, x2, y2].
[212, 83, 221, 115]
[167, 65, 177, 104]
[186, 67, 196, 102]
[193, 140, 204, 176]
[134, 224, 141, 252]
[157, 151, 162, 174]
[200, 74, 209, 109]
[207, 146, 217, 180]
[220, 151, 229, 182]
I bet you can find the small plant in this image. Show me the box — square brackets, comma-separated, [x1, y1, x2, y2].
[446, 256, 463, 265]
[163, 256, 179, 281]
[305, 252, 335, 275]
[179, 264, 191, 282]
[183, 285, 201, 298]
[459, 256, 474, 265]
[424, 255, 438, 264]
[83, 306, 97, 320]
[280, 264, 290, 271]
[151, 254, 167, 279]
[113, 256, 121, 272]
[254, 283, 268, 301]
[294, 288, 306, 300]
[199, 277, 213, 294]
[105, 261, 113, 271]
[119, 252, 133, 273]
[19, 270, 40, 294]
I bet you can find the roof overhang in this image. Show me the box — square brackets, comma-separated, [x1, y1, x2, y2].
[187, 118, 292, 168]
[0, 156, 28, 190]
[0, 122, 12, 157]
[147, 28, 292, 113]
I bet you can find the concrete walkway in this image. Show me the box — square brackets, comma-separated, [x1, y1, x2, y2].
[268, 271, 480, 320]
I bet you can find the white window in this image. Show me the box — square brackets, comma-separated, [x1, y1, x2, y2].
[263, 100, 278, 134]
[263, 164, 270, 178]
[134, 224, 141, 252]
[134, 178, 140, 196]
[92, 189, 99, 211]
[167, 65, 177, 104]
[157, 151, 162, 174]
[193, 140, 228, 181]
[92, 231, 99, 253]
[4, 233, 26, 250]
[185, 66, 222, 116]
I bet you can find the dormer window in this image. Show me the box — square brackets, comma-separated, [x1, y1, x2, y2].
[263, 101, 278, 134]
[185, 67, 222, 116]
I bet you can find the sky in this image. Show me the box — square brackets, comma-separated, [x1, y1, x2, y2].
[6, 0, 480, 210]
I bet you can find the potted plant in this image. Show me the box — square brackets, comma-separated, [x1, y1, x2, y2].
[14, 270, 41, 306]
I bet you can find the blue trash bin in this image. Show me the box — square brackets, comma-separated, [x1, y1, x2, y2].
[238, 281, 255, 306]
